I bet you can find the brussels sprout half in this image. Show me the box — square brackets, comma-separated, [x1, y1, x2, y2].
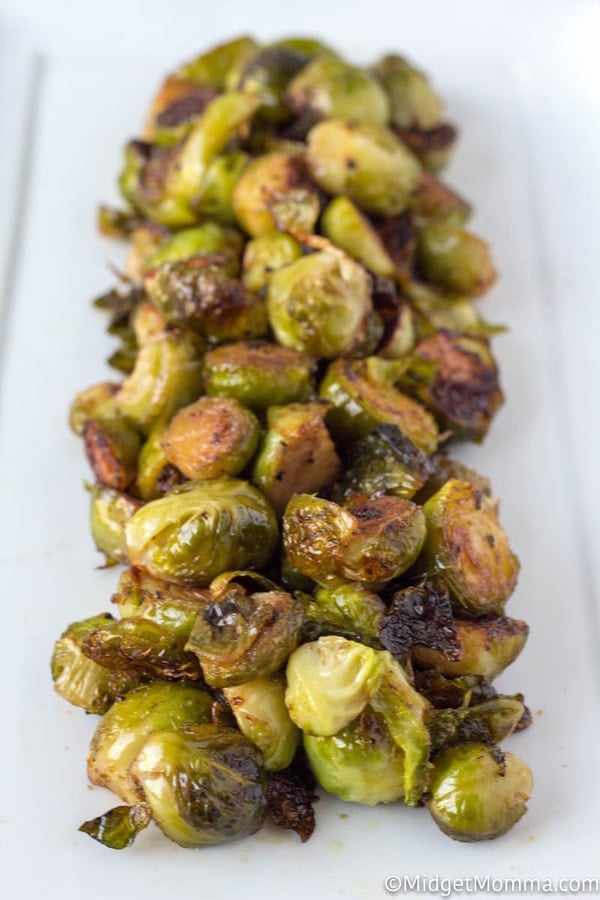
[267, 245, 375, 358]
[130, 725, 268, 847]
[421, 478, 520, 615]
[125, 476, 278, 586]
[87, 681, 213, 805]
[428, 743, 532, 841]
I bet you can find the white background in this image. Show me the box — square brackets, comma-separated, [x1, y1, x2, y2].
[0, 1, 599, 897]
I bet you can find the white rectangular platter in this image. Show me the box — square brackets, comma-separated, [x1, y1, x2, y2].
[1, 2, 599, 896]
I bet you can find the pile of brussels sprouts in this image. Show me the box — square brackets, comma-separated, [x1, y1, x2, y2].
[52, 34, 532, 851]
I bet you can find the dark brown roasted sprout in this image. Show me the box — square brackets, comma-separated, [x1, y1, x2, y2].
[58, 34, 531, 851]
[203, 339, 316, 411]
[251, 401, 340, 515]
[420, 478, 520, 615]
[283, 493, 426, 588]
[185, 576, 304, 686]
[398, 330, 504, 442]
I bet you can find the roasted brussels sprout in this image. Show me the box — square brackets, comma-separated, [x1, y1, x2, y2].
[417, 222, 497, 297]
[283, 493, 426, 588]
[116, 330, 204, 433]
[223, 674, 300, 770]
[144, 259, 268, 342]
[285, 636, 385, 735]
[161, 396, 260, 480]
[409, 170, 471, 227]
[332, 424, 434, 503]
[251, 401, 340, 514]
[395, 122, 458, 173]
[196, 151, 251, 224]
[267, 245, 376, 358]
[146, 222, 244, 272]
[399, 330, 504, 442]
[111, 568, 213, 640]
[176, 36, 259, 88]
[233, 46, 308, 124]
[51, 614, 136, 714]
[233, 152, 320, 237]
[130, 725, 267, 847]
[303, 583, 385, 644]
[81, 616, 203, 682]
[320, 196, 395, 277]
[373, 54, 442, 130]
[421, 479, 520, 615]
[203, 339, 316, 411]
[412, 615, 529, 680]
[306, 119, 421, 216]
[88, 681, 213, 804]
[304, 706, 405, 805]
[186, 580, 303, 686]
[320, 358, 439, 453]
[69, 382, 120, 436]
[428, 743, 532, 841]
[136, 419, 185, 501]
[242, 231, 302, 293]
[83, 416, 141, 491]
[125, 476, 278, 585]
[89, 483, 143, 565]
[287, 57, 390, 126]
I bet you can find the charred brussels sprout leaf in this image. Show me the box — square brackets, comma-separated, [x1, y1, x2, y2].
[412, 615, 528, 680]
[427, 696, 525, 754]
[283, 494, 426, 588]
[320, 358, 439, 453]
[284, 636, 385, 736]
[379, 580, 461, 662]
[223, 674, 300, 770]
[186, 584, 303, 687]
[161, 396, 260, 480]
[306, 119, 421, 216]
[371, 653, 431, 806]
[79, 804, 151, 850]
[129, 725, 268, 847]
[233, 46, 307, 124]
[251, 401, 340, 516]
[267, 245, 375, 358]
[266, 753, 318, 842]
[125, 477, 278, 586]
[421, 479, 520, 615]
[428, 743, 532, 841]
[88, 681, 213, 805]
[51, 614, 137, 714]
[82, 617, 203, 682]
[203, 340, 316, 411]
[332, 424, 434, 503]
[304, 706, 405, 805]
